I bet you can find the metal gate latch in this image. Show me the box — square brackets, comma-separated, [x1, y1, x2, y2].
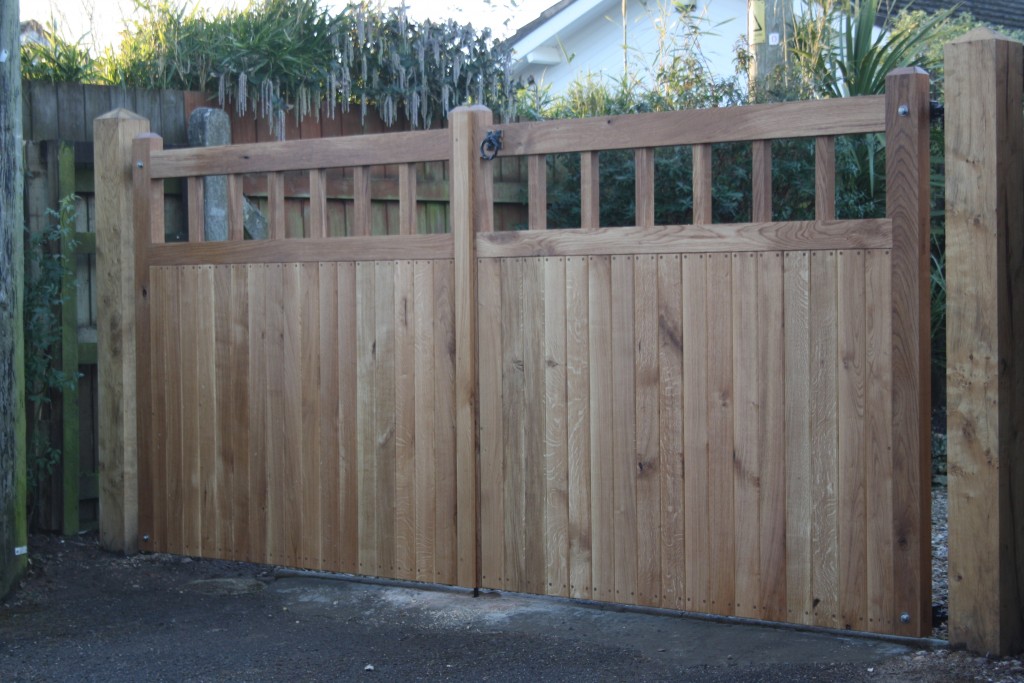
[480, 130, 503, 160]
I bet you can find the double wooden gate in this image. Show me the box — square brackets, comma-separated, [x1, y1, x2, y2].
[131, 70, 932, 637]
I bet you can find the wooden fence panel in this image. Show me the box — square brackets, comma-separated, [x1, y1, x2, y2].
[141, 258, 458, 578]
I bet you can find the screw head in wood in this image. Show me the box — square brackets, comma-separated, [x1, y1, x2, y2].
[900, 612, 911, 623]
[143, 534, 151, 542]
[898, 105, 910, 117]
[137, 161, 144, 168]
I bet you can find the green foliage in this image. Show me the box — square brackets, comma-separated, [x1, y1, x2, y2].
[99, 0, 515, 134]
[20, 21, 100, 83]
[789, 0, 953, 98]
[23, 196, 79, 510]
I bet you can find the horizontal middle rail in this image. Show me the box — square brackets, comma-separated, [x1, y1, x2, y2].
[145, 233, 454, 266]
[475, 219, 893, 258]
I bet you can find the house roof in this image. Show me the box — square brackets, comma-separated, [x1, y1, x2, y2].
[879, 0, 1024, 32]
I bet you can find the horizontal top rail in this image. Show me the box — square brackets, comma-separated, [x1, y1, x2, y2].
[146, 128, 450, 178]
[499, 96, 886, 156]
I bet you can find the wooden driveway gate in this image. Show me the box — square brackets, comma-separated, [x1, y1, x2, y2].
[130, 69, 931, 638]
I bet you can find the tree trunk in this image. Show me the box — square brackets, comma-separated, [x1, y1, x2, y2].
[0, 0, 26, 598]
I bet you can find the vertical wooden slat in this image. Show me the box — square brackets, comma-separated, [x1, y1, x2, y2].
[566, 256, 592, 600]
[281, 264, 303, 567]
[197, 268, 218, 557]
[338, 262, 359, 573]
[177, 267, 201, 556]
[682, 254, 709, 612]
[693, 144, 713, 224]
[611, 256, 637, 605]
[149, 268, 174, 552]
[865, 249, 894, 633]
[399, 164, 417, 236]
[634, 149, 655, 227]
[319, 263, 341, 571]
[733, 252, 759, 619]
[810, 250, 838, 628]
[227, 175, 244, 241]
[215, 274, 234, 557]
[433, 260, 457, 584]
[309, 169, 327, 239]
[187, 177, 205, 242]
[589, 255, 614, 602]
[268, 172, 286, 240]
[815, 136, 836, 221]
[945, 29, 1024, 655]
[247, 265, 269, 563]
[752, 141, 772, 223]
[529, 155, 547, 231]
[356, 261, 377, 574]
[838, 249, 867, 631]
[478, 258, 502, 588]
[784, 251, 811, 624]
[300, 263, 321, 568]
[353, 166, 371, 236]
[634, 255, 660, 607]
[523, 258, 546, 594]
[707, 253, 734, 614]
[885, 67, 932, 638]
[501, 258, 526, 592]
[543, 257, 569, 597]
[395, 260, 417, 580]
[758, 252, 787, 623]
[226, 272, 251, 560]
[657, 255, 684, 610]
[375, 261, 397, 577]
[580, 151, 600, 229]
[415, 260, 438, 583]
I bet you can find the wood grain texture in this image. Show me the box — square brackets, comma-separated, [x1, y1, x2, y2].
[634, 149, 655, 228]
[682, 254, 709, 612]
[415, 261, 438, 582]
[580, 152, 600, 229]
[732, 252, 760, 618]
[523, 258, 546, 595]
[884, 68, 931, 638]
[499, 96, 886, 157]
[565, 256, 592, 599]
[478, 258, 503, 589]
[589, 256, 615, 602]
[633, 255, 660, 607]
[693, 145, 713, 225]
[945, 31, 1024, 654]
[657, 255, 684, 610]
[543, 258, 569, 598]
[529, 155, 547, 231]
[476, 220, 892, 258]
[148, 129, 450, 178]
[815, 137, 836, 221]
[809, 250, 838, 629]
[784, 251, 812, 625]
[752, 141, 772, 223]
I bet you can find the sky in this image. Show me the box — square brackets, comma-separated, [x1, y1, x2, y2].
[20, 0, 554, 52]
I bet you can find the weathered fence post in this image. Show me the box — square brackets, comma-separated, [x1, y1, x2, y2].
[945, 28, 1024, 656]
[885, 66, 932, 638]
[94, 109, 150, 554]
[449, 105, 493, 589]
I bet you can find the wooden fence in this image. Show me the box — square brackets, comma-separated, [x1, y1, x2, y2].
[100, 69, 933, 639]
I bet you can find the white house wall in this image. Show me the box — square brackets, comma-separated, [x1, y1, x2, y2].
[512, 0, 748, 93]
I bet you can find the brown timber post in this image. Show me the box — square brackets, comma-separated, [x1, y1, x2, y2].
[884, 67, 932, 638]
[450, 105, 493, 589]
[94, 110, 150, 554]
[945, 28, 1024, 655]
